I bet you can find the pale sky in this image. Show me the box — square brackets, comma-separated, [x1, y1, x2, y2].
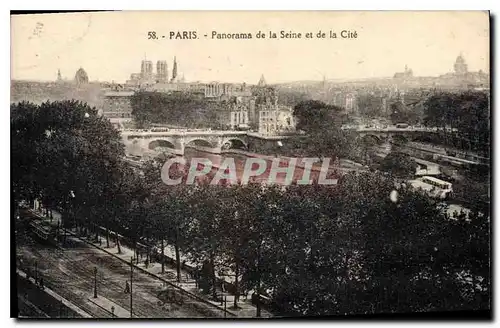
[11, 11, 490, 84]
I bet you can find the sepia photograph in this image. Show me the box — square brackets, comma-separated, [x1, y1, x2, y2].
[10, 10, 491, 319]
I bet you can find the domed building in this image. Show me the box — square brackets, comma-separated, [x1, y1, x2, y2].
[74, 67, 89, 85]
[453, 54, 468, 75]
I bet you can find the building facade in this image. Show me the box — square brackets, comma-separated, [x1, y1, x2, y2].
[253, 76, 296, 135]
[229, 96, 251, 129]
[393, 65, 414, 79]
[102, 90, 134, 119]
[258, 105, 295, 135]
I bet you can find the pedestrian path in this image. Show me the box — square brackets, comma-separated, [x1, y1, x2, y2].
[88, 296, 133, 318]
[17, 268, 93, 318]
[30, 208, 272, 318]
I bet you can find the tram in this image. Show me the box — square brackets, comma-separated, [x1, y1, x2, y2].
[28, 220, 56, 244]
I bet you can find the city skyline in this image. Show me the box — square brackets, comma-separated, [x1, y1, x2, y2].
[11, 11, 490, 84]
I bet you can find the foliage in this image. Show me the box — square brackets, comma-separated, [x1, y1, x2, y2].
[12, 99, 490, 316]
[389, 101, 419, 125]
[130, 91, 221, 129]
[288, 100, 354, 159]
[357, 94, 384, 118]
[292, 100, 344, 133]
[11, 100, 125, 229]
[379, 151, 418, 178]
[423, 91, 490, 155]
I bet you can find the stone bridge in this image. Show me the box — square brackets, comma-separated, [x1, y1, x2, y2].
[121, 126, 450, 157]
[343, 126, 458, 145]
[122, 129, 252, 156]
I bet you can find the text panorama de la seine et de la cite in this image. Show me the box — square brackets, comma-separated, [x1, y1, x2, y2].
[148, 30, 358, 40]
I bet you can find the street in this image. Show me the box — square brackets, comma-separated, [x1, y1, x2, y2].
[16, 223, 222, 318]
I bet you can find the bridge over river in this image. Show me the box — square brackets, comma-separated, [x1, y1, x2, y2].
[121, 125, 455, 156]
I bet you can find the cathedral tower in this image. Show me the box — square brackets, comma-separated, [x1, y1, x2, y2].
[156, 60, 168, 83]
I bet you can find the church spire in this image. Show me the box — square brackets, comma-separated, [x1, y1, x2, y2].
[171, 56, 178, 82]
[258, 74, 266, 87]
[57, 69, 62, 81]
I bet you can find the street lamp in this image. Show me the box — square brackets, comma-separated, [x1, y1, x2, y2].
[224, 295, 227, 318]
[64, 190, 75, 244]
[34, 261, 38, 285]
[275, 140, 283, 158]
[130, 256, 133, 318]
[70, 190, 76, 233]
[256, 239, 265, 318]
[93, 267, 98, 298]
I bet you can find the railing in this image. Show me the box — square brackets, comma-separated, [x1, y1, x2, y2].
[398, 143, 489, 166]
[342, 125, 457, 133]
[122, 130, 248, 136]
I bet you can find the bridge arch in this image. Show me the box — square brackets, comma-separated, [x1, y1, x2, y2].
[222, 138, 248, 151]
[358, 134, 383, 146]
[184, 138, 215, 148]
[148, 139, 176, 151]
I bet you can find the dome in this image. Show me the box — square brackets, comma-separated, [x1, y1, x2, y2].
[453, 54, 468, 74]
[74, 68, 89, 84]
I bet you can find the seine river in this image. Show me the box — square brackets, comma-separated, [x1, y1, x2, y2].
[178, 147, 355, 185]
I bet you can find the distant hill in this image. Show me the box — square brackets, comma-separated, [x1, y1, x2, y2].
[11, 80, 105, 109]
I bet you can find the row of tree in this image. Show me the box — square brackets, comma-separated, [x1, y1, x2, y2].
[105, 157, 495, 315]
[12, 100, 490, 316]
[130, 91, 222, 129]
[423, 90, 490, 155]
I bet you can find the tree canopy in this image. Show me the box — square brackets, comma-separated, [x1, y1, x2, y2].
[12, 99, 490, 317]
[11, 100, 124, 209]
[379, 151, 418, 178]
[285, 100, 355, 159]
[11, 100, 133, 240]
[423, 90, 490, 155]
[130, 91, 221, 129]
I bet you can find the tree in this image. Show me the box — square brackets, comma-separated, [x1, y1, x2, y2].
[246, 172, 491, 316]
[183, 184, 226, 299]
[357, 94, 384, 118]
[292, 100, 344, 133]
[11, 100, 125, 233]
[379, 151, 417, 178]
[423, 91, 490, 155]
[130, 91, 223, 129]
[289, 100, 354, 159]
[389, 101, 409, 124]
[154, 185, 194, 282]
[218, 183, 266, 308]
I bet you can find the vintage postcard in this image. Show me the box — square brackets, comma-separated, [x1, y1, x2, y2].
[11, 11, 491, 319]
